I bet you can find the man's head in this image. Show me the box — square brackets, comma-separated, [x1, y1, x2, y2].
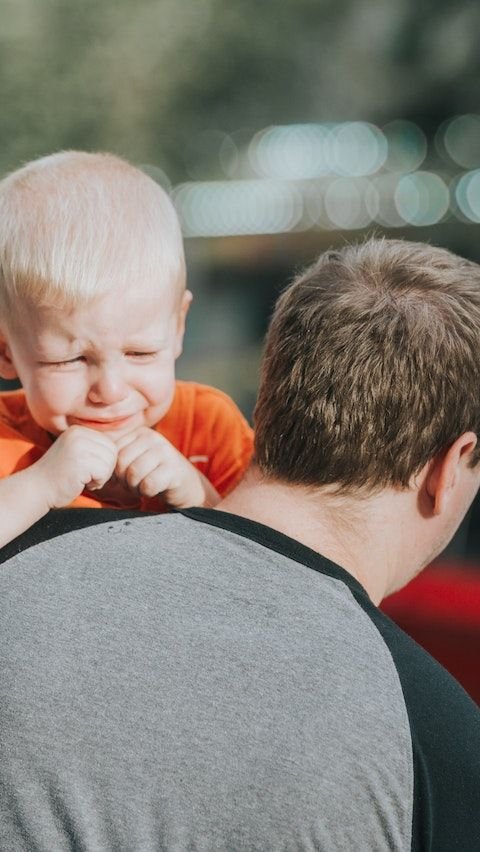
[254, 237, 480, 492]
[0, 151, 190, 437]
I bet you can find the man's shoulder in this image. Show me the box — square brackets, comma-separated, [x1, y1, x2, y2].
[371, 602, 480, 715]
[0, 507, 146, 564]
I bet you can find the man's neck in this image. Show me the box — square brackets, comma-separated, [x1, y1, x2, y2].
[217, 468, 422, 605]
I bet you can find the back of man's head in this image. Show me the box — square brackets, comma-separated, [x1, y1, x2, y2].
[254, 237, 480, 492]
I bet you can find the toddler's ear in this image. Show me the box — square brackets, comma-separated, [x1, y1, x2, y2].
[0, 335, 18, 379]
[174, 290, 192, 358]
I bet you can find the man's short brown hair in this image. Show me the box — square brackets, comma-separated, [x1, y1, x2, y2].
[254, 237, 480, 492]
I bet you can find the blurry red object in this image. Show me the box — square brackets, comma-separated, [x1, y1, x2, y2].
[381, 562, 480, 704]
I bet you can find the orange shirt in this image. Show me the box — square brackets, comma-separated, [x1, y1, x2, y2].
[0, 381, 254, 511]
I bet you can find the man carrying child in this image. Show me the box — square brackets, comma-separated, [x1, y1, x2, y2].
[1, 237, 480, 849]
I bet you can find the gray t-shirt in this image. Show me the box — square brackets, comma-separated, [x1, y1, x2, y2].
[1, 508, 480, 851]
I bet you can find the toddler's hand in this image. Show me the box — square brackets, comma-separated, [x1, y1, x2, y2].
[34, 426, 118, 509]
[114, 427, 219, 508]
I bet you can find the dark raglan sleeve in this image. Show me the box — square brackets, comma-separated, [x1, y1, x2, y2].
[356, 594, 480, 852]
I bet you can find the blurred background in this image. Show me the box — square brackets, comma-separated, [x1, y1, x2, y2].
[1, 0, 480, 696]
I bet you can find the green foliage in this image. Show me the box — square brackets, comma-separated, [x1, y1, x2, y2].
[0, 0, 479, 181]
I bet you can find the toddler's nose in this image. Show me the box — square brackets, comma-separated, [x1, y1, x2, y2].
[87, 366, 128, 405]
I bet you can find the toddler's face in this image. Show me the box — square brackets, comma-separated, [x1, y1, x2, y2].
[0, 282, 191, 438]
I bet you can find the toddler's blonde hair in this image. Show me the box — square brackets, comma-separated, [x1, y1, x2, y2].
[0, 151, 185, 324]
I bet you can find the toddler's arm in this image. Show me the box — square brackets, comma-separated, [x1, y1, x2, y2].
[0, 426, 117, 548]
[114, 427, 220, 509]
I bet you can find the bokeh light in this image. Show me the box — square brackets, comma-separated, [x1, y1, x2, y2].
[454, 170, 480, 222]
[173, 180, 303, 237]
[330, 123, 387, 176]
[323, 178, 376, 229]
[439, 115, 480, 169]
[303, 180, 337, 229]
[394, 172, 449, 226]
[248, 121, 387, 181]
[383, 120, 427, 173]
[372, 174, 406, 227]
[249, 124, 331, 180]
[171, 116, 480, 236]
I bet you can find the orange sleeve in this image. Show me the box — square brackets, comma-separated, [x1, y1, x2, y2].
[192, 386, 254, 496]
[156, 382, 254, 498]
[0, 391, 51, 478]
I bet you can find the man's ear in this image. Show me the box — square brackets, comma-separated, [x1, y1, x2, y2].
[0, 334, 18, 380]
[425, 432, 478, 516]
[174, 289, 192, 359]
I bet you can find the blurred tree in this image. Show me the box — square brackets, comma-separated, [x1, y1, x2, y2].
[0, 0, 478, 180]
[389, 0, 480, 132]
